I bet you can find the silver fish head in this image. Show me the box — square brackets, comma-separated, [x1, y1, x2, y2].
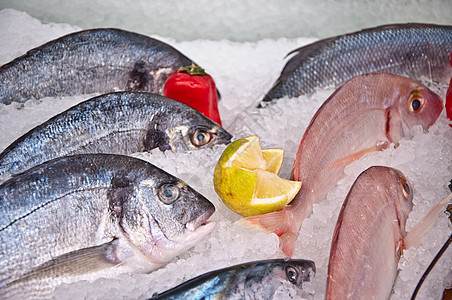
[241, 259, 316, 298]
[158, 98, 232, 152]
[269, 259, 316, 287]
[394, 77, 443, 136]
[119, 170, 215, 264]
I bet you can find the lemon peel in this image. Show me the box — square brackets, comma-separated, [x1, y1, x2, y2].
[213, 135, 301, 217]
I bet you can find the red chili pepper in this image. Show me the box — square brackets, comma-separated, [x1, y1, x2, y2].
[446, 52, 452, 127]
[163, 63, 222, 126]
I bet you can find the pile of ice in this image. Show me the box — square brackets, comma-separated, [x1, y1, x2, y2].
[1, 0, 451, 41]
[0, 9, 451, 300]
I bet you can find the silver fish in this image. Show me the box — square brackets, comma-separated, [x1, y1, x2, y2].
[0, 92, 232, 179]
[150, 259, 316, 300]
[0, 154, 216, 299]
[326, 166, 413, 299]
[0, 28, 195, 104]
[261, 23, 452, 105]
[245, 73, 443, 257]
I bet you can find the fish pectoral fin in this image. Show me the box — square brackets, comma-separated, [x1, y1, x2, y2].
[240, 208, 300, 257]
[12, 241, 120, 284]
[326, 143, 389, 169]
[404, 192, 452, 249]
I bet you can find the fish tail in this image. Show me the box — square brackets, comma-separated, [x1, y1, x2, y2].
[241, 207, 302, 257]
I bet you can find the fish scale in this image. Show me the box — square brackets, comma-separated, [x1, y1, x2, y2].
[151, 259, 316, 299]
[326, 166, 414, 299]
[0, 92, 232, 179]
[0, 154, 216, 299]
[245, 73, 443, 258]
[0, 28, 194, 104]
[261, 23, 452, 104]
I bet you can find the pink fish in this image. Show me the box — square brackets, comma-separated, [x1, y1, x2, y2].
[326, 166, 413, 299]
[245, 73, 443, 257]
[326, 166, 452, 299]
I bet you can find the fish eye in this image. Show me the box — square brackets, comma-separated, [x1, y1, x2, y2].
[285, 266, 298, 284]
[408, 91, 424, 113]
[158, 184, 180, 204]
[400, 177, 411, 199]
[191, 129, 212, 147]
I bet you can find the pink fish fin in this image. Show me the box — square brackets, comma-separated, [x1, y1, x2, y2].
[241, 207, 299, 257]
[326, 142, 389, 170]
[404, 192, 452, 250]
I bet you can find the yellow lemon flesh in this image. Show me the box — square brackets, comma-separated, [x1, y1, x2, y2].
[213, 135, 301, 217]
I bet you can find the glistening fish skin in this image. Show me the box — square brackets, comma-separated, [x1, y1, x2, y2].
[326, 166, 413, 299]
[150, 259, 316, 300]
[261, 23, 452, 104]
[0, 28, 193, 104]
[245, 73, 443, 257]
[0, 92, 232, 178]
[0, 154, 216, 299]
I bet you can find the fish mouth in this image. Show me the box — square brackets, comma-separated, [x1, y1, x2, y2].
[186, 206, 215, 232]
[213, 126, 233, 145]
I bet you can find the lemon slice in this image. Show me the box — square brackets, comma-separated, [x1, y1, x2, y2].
[213, 135, 301, 217]
[262, 148, 284, 174]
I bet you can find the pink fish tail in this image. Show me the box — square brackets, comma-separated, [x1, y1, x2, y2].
[243, 207, 303, 257]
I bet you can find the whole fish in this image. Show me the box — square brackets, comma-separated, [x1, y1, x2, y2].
[326, 166, 413, 299]
[150, 259, 316, 300]
[0, 28, 195, 104]
[0, 92, 232, 179]
[245, 73, 443, 257]
[0, 154, 216, 299]
[261, 23, 452, 105]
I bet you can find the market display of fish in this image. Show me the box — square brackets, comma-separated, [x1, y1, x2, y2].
[150, 259, 316, 299]
[260, 23, 452, 105]
[245, 73, 443, 257]
[0, 154, 216, 299]
[0, 28, 196, 104]
[0, 92, 232, 179]
[326, 166, 452, 299]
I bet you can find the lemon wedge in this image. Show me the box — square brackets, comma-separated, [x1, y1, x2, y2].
[213, 135, 301, 217]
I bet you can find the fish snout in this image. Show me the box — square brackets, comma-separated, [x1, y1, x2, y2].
[214, 125, 233, 145]
[186, 204, 215, 232]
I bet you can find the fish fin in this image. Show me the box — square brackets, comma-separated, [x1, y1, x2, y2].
[11, 240, 124, 285]
[404, 192, 452, 250]
[241, 208, 299, 257]
[326, 143, 389, 169]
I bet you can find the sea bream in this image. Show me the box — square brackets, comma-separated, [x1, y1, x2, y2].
[0, 154, 216, 299]
[245, 73, 443, 257]
[260, 23, 452, 105]
[0, 28, 196, 104]
[0, 92, 232, 179]
[326, 166, 452, 299]
[150, 259, 316, 300]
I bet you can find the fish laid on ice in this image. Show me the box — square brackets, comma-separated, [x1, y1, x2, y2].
[150, 259, 316, 300]
[261, 23, 452, 104]
[0, 154, 216, 299]
[326, 166, 452, 299]
[0, 28, 196, 104]
[246, 73, 443, 257]
[327, 166, 413, 299]
[0, 92, 232, 179]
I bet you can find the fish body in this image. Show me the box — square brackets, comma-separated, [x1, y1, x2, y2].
[326, 166, 413, 299]
[150, 259, 316, 300]
[0, 28, 194, 104]
[262, 23, 452, 104]
[0, 92, 232, 178]
[0, 154, 215, 299]
[245, 73, 443, 257]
